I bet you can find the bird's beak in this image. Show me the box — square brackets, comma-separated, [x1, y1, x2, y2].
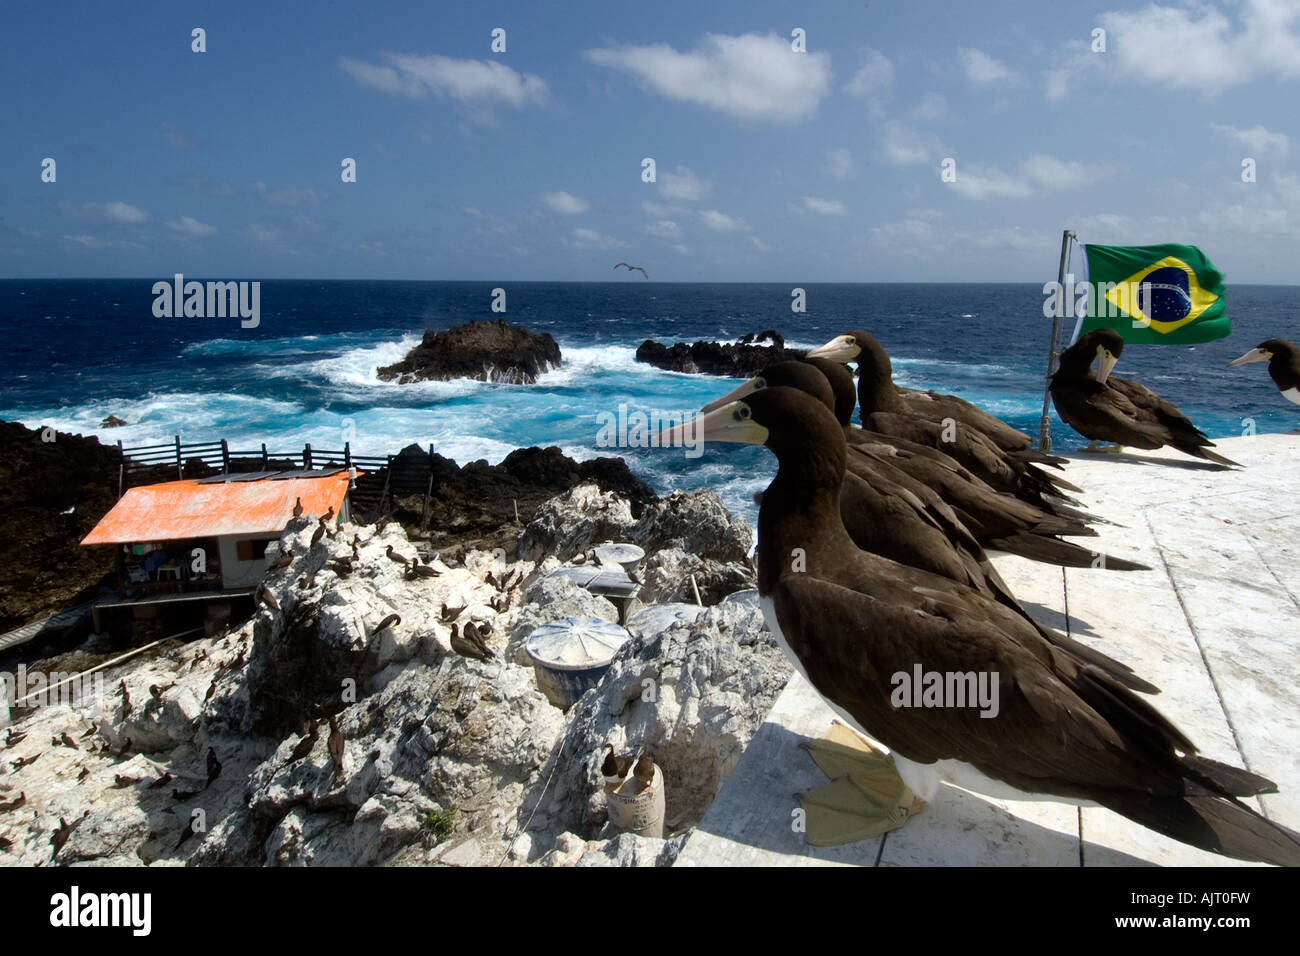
[659, 401, 768, 450]
[701, 377, 763, 413]
[805, 335, 859, 363]
[1228, 347, 1269, 367]
[1095, 349, 1119, 385]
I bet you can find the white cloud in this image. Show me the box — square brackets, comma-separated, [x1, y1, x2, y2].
[541, 190, 590, 214]
[1210, 122, 1290, 155]
[80, 201, 150, 224]
[566, 227, 627, 250]
[245, 225, 282, 245]
[254, 182, 325, 206]
[166, 216, 218, 238]
[882, 122, 945, 166]
[658, 165, 712, 202]
[910, 92, 949, 120]
[958, 47, 1016, 85]
[647, 219, 682, 240]
[1020, 154, 1115, 190]
[750, 236, 771, 252]
[844, 47, 894, 117]
[699, 209, 749, 232]
[340, 54, 549, 112]
[825, 147, 854, 180]
[1099, 0, 1300, 96]
[641, 200, 683, 218]
[864, 210, 944, 248]
[585, 32, 831, 123]
[803, 196, 847, 215]
[161, 124, 200, 150]
[62, 234, 103, 249]
[948, 164, 1037, 201]
[945, 154, 1114, 201]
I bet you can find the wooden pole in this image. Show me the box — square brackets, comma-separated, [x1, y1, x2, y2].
[1037, 229, 1075, 452]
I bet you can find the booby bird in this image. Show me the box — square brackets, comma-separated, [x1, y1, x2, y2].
[370, 613, 401, 636]
[613, 261, 648, 278]
[386, 545, 412, 566]
[266, 551, 293, 572]
[450, 622, 495, 661]
[327, 715, 345, 784]
[1051, 329, 1239, 465]
[206, 747, 222, 788]
[665, 386, 1300, 865]
[807, 331, 1079, 503]
[601, 745, 633, 788]
[632, 752, 656, 794]
[807, 329, 1040, 454]
[1229, 338, 1300, 405]
[708, 360, 1149, 572]
[292, 497, 304, 519]
[257, 584, 280, 613]
[701, 363, 1155, 691]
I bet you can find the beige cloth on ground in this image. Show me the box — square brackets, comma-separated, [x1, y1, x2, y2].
[799, 721, 925, 846]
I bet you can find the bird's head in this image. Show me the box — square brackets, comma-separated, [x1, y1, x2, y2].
[1228, 339, 1288, 367]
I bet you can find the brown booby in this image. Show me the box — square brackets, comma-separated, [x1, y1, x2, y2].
[805, 331, 1079, 503]
[1051, 329, 1238, 465]
[327, 715, 345, 784]
[807, 329, 1046, 455]
[1229, 338, 1300, 406]
[292, 496, 304, 518]
[266, 551, 293, 572]
[386, 544, 412, 566]
[601, 745, 633, 788]
[708, 359, 1149, 572]
[665, 385, 1300, 865]
[450, 622, 494, 661]
[633, 752, 656, 793]
[702, 362, 1155, 690]
[206, 747, 222, 788]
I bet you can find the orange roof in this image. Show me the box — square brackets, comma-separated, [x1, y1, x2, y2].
[81, 473, 352, 545]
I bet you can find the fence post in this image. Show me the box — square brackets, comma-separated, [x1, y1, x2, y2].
[221, 439, 230, 474]
[261, 443, 268, 469]
[175, 435, 183, 480]
[304, 443, 313, 470]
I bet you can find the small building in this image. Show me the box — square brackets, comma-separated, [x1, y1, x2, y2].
[80, 469, 353, 639]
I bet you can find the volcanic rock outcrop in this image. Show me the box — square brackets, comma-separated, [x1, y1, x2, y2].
[377, 320, 562, 385]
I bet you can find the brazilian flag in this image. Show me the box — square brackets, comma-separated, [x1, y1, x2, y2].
[1076, 243, 1229, 345]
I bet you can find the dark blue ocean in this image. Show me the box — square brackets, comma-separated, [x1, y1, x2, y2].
[2, 280, 1296, 529]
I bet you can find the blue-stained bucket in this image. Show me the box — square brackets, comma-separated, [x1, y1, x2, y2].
[524, 617, 631, 710]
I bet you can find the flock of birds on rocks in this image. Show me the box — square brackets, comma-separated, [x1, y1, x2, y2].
[648, 329, 1300, 865]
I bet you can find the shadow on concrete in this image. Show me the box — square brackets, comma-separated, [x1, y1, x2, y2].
[688, 720, 1157, 866]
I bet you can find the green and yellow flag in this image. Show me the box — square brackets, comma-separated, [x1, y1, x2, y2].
[1075, 243, 1229, 345]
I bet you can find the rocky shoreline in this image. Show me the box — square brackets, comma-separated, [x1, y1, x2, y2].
[0, 483, 784, 867]
[635, 332, 802, 377]
[377, 320, 562, 385]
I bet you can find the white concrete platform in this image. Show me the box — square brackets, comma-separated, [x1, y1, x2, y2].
[676, 432, 1300, 867]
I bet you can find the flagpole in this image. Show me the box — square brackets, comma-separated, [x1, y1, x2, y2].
[1037, 229, 1075, 452]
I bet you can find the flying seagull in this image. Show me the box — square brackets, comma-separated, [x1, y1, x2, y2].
[614, 262, 648, 278]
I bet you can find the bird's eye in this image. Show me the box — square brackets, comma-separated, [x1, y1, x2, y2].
[846, 337, 855, 345]
[753, 377, 766, 389]
[734, 406, 751, 421]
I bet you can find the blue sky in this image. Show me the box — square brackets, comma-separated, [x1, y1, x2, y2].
[2, 0, 1297, 282]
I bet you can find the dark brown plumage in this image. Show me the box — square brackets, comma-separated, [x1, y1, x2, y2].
[633, 753, 655, 792]
[406, 563, 442, 579]
[370, 613, 401, 636]
[175, 815, 200, 850]
[267, 551, 293, 572]
[601, 745, 633, 784]
[327, 715, 345, 783]
[323, 505, 336, 523]
[147, 772, 175, 790]
[292, 496, 304, 518]
[58, 732, 78, 749]
[1051, 329, 1238, 466]
[310, 521, 326, 546]
[0, 792, 25, 811]
[206, 747, 222, 788]
[1229, 338, 1300, 405]
[9, 754, 39, 771]
[440, 604, 466, 623]
[257, 584, 280, 612]
[386, 544, 412, 566]
[4, 729, 27, 747]
[450, 622, 494, 661]
[51, 812, 87, 858]
[284, 722, 319, 765]
[684, 385, 1300, 866]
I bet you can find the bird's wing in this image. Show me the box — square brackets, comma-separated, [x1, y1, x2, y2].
[1108, 377, 1206, 437]
[771, 569, 1190, 797]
